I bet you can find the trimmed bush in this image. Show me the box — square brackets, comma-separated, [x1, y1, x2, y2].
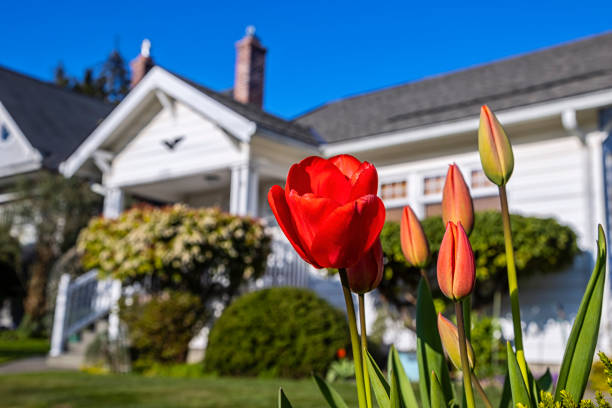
[204, 287, 349, 378]
[119, 291, 204, 370]
[379, 211, 578, 308]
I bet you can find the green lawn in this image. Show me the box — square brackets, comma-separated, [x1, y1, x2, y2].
[0, 336, 49, 364]
[0, 371, 501, 408]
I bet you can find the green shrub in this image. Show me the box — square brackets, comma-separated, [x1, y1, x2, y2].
[469, 314, 506, 378]
[119, 290, 204, 370]
[204, 287, 349, 378]
[379, 211, 578, 308]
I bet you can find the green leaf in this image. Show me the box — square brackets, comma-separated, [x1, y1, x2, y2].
[389, 365, 401, 408]
[278, 388, 293, 408]
[430, 371, 445, 408]
[390, 345, 419, 408]
[555, 225, 607, 402]
[313, 374, 349, 408]
[366, 351, 390, 408]
[536, 369, 553, 393]
[498, 371, 512, 408]
[507, 342, 531, 408]
[416, 278, 454, 408]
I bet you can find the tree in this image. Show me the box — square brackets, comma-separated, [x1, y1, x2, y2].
[53, 48, 130, 103]
[10, 172, 101, 334]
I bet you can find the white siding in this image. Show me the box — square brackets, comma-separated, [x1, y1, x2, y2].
[107, 102, 243, 188]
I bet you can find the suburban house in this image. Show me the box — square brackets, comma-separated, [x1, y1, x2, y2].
[2, 28, 612, 369]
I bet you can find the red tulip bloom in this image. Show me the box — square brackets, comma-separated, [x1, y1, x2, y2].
[442, 164, 474, 235]
[268, 155, 385, 269]
[400, 205, 430, 267]
[437, 221, 475, 301]
[347, 238, 383, 294]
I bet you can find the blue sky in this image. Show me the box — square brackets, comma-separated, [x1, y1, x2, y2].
[2, 1, 612, 118]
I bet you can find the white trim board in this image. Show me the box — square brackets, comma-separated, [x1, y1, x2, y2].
[322, 88, 612, 156]
[60, 67, 257, 177]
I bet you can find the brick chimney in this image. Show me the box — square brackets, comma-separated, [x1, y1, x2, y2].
[233, 26, 267, 107]
[130, 39, 154, 88]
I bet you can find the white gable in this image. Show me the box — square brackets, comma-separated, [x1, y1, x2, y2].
[105, 101, 242, 188]
[0, 102, 42, 178]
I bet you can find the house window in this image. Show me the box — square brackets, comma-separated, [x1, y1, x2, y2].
[471, 169, 494, 189]
[423, 175, 445, 195]
[0, 124, 9, 142]
[381, 180, 407, 200]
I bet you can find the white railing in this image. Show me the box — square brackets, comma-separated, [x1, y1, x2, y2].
[49, 270, 121, 357]
[257, 226, 311, 288]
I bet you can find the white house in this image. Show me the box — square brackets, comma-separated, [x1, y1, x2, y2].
[3, 28, 612, 367]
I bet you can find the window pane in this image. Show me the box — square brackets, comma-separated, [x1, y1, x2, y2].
[423, 175, 444, 195]
[471, 169, 494, 189]
[381, 180, 407, 200]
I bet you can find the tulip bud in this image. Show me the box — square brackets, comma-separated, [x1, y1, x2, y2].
[437, 222, 475, 301]
[437, 313, 475, 371]
[400, 205, 430, 267]
[478, 105, 514, 186]
[442, 164, 474, 235]
[347, 238, 383, 294]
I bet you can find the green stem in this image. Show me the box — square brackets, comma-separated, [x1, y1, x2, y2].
[455, 302, 476, 408]
[498, 185, 529, 387]
[470, 372, 493, 408]
[339, 268, 367, 408]
[358, 294, 372, 408]
[419, 267, 431, 290]
[462, 295, 472, 342]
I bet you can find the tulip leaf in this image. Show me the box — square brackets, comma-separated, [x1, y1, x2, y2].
[416, 278, 454, 408]
[278, 388, 293, 408]
[366, 351, 390, 408]
[430, 371, 445, 408]
[498, 371, 512, 408]
[536, 369, 553, 393]
[507, 342, 531, 408]
[390, 345, 419, 408]
[389, 364, 401, 408]
[313, 374, 349, 408]
[555, 225, 607, 402]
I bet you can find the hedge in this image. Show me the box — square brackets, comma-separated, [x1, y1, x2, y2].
[204, 287, 349, 378]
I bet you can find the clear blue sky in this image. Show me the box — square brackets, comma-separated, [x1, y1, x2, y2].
[2, 1, 612, 118]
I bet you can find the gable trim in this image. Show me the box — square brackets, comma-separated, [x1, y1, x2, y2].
[321, 87, 612, 156]
[60, 67, 257, 177]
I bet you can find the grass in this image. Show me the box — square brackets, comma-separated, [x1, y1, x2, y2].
[0, 333, 49, 364]
[0, 371, 501, 408]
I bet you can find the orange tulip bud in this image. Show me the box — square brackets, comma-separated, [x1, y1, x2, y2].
[437, 222, 475, 301]
[478, 105, 514, 186]
[442, 164, 474, 235]
[400, 205, 430, 267]
[437, 313, 475, 371]
[347, 238, 383, 294]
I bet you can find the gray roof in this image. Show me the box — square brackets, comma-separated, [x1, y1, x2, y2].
[173, 72, 321, 146]
[0, 66, 113, 169]
[294, 31, 612, 144]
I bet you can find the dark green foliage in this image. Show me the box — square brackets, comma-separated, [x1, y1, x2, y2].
[119, 291, 204, 370]
[204, 288, 349, 378]
[378, 211, 578, 309]
[0, 222, 22, 302]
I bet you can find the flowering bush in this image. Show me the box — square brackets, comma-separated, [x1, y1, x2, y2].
[77, 204, 271, 298]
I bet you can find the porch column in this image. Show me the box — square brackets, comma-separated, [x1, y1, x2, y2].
[230, 162, 259, 217]
[103, 187, 124, 219]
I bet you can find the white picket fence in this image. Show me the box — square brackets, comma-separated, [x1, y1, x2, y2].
[49, 227, 310, 356]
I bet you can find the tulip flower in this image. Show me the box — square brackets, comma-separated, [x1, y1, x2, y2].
[268, 155, 385, 269]
[442, 164, 474, 235]
[478, 105, 514, 186]
[347, 238, 383, 294]
[400, 205, 430, 267]
[437, 221, 475, 301]
[437, 313, 475, 371]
